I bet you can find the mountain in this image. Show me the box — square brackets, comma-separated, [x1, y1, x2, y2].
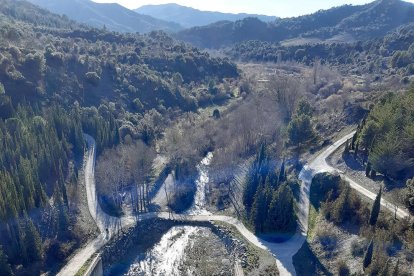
[0, 0, 239, 273]
[135, 3, 277, 28]
[27, 0, 182, 33]
[176, 0, 414, 48]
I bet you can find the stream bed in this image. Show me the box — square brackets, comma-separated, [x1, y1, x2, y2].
[124, 226, 233, 276]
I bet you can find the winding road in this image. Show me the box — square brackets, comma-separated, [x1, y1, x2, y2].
[57, 131, 409, 276]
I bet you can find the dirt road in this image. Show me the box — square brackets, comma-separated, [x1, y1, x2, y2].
[58, 131, 409, 276]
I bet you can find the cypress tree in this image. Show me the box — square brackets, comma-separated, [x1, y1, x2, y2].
[369, 187, 382, 226]
[23, 217, 43, 263]
[250, 189, 267, 233]
[363, 239, 374, 270]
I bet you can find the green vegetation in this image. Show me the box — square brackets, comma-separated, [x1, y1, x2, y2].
[227, 22, 414, 77]
[369, 188, 382, 226]
[309, 173, 414, 275]
[354, 87, 414, 212]
[178, 0, 414, 49]
[363, 239, 374, 270]
[243, 146, 297, 235]
[0, 0, 239, 274]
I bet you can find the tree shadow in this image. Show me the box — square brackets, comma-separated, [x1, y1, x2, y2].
[342, 153, 364, 171]
[292, 241, 332, 276]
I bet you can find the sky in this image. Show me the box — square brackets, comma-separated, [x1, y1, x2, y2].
[92, 0, 414, 17]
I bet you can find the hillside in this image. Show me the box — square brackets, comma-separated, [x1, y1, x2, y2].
[228, 22, 414, 77]
[135, 3, 277, 28]
[0, 0, 239, 274]
[176, 0, 414, 48]
[27, 0, 182, 33]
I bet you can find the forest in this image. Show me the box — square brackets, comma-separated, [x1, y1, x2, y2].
[0, 0, 414, 275]
[0, 0, 239, 274]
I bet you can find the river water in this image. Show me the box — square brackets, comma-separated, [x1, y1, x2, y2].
[185, 152, 213, 215]
[124, 153, 218, 276]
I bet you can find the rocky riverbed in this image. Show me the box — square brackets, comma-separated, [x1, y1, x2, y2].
[102, 219, 246, 276]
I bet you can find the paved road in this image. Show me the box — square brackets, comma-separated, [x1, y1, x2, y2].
[58, 131, 409, 276]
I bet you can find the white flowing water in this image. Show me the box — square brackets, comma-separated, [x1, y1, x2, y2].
[125, 154, 214, 276]
[125, 226, 199, 276]
[186, 152, 213, 215]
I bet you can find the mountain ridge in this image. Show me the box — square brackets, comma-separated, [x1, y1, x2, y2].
[175, 0, 414, 48]
[27, 0, 183, 33]
[135, 3, 278, 28]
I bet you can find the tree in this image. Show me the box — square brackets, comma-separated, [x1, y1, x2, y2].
[23, 217, 43, 263]
[250, 189, 267, 233]
[287, 114, 314, 146]
[369, 188, 382, 226]
[265, 184, 296, 233]
[363, 239, 374, 270]
[212, 109, 221, 119]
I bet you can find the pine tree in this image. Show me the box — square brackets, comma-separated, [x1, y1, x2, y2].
[369, 188, 382, 226]
[250, 188, 267, 233]
[363, 239, 374, 270]
[0, 246, 11, 276]
[23, 217, 43, 263]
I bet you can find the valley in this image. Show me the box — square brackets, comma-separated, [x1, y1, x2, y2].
[0, 0, 413, 275]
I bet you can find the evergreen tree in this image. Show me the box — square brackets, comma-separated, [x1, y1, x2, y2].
[23, 217, 43, 263]
[369, 188, 382, 226]
[250, 188, 267, 233]
[0, 246, 11, 276]
[363, 239, 374, 270]
[265, 184, 296, 233]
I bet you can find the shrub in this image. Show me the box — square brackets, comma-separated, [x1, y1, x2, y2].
[351, 239, 367, 257]
[85, 71, 100, 86]
[337, 260, 350, 276]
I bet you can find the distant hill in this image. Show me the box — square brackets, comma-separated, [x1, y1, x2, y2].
[27, 0, 182, 33]
[176, 0, 414, 48]
[135, 3, 277, 28]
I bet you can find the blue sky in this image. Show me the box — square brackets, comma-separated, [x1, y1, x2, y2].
[92, 0, 414, 17]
